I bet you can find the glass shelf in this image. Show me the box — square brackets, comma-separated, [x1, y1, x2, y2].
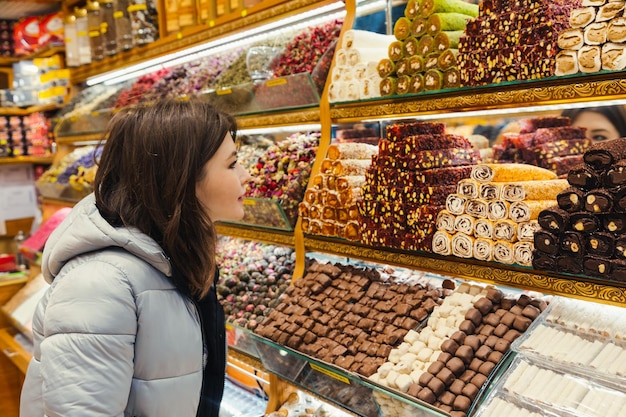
[223, 197, 296, 231]
[53, 108, 113, 138]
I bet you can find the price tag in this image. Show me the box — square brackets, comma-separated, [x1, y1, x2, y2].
[310, 363, 350, 384]
[216, 88, 233, 96]
[266, 78, 287, 87]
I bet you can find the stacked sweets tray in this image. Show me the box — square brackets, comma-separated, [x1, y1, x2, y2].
[472, 297, 626, 417]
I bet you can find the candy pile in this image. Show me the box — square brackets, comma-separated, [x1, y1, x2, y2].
[378, 0, 478, 96]
[457, 0, 578, 86]
[432, 163, 567, 266]
[0, 113, 51, 158]
[532, 137, 626, 281]
[254, 260, 449, 377]
[556, 0, 626, 75]
[359, 121, 480, 251]
[299, 141, 378, 240]
[216, 237, 294, 330]
[114, 68, 172, 108]
[493, 116, 592, 176]
[246, 131, 320, 225]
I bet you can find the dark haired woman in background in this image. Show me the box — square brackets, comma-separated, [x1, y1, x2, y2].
[20, 98, 251, 417]
[562, 105, 626, 142]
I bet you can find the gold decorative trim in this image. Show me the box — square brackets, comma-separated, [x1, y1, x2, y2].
[216, 223, 295, 247]
[237, 108, 321, 129]
[331, 74, 626, 121]
[304, 237, 626, 307]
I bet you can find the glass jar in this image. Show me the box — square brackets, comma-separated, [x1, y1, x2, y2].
[86, 0, 104, 61]
[129, 0, 159, 46]
[100, 0, 118, 56]
[75, 7, 92, 65]
[115, 0, 134, 51]
[64, 14, 80, 67]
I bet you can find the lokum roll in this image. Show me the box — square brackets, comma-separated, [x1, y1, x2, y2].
[612, 259, 626, 281]
[586, 232, 615, 258]
[583, 255, 612, 278]
[538, 207, 570, 233]
[437, 210, 456, 233]
[394, 17, 412, 41]
[584, 22, 608, 45]
[426, 12, 473, 32]
[615, 187, 626, 212]
[557, 187, 585, 212]
[584, 189, 614, 213]
[395, 58, 410, 78]
[506, 180, 569, 201]
[466, 198, 488, 218]
[418, 35, 435, 56]
[470, 163, 557, 183]
[518, 221, 540, 242]
[474, 238, 494, 261]
[438, 49, 458, 71]
[557, 28, 585, 50]
[514, 241, 534, 266]
[479, 183, 500, 200]
[584, 137, 626, 170]
[380, 76, 397, 96]
[509, 200, 555, 222]
[596, 2, 625, 22]
[336, 176, 366, 192]
[331, 159, 371, 176]
[602, 42, 626, 71]
[534, 230, 560, 256]
[377, 58, 397, 78]
[488, 200, 510, 221]
[578, 45, 602, 73]
[341, 30, 395, 50]
[567, 165, 601, 189]
[424, 69, 443, 91]
[555, 50, 579, 76]
[608, 17, 626, 43]
[557, 255, 584, 275]
[452, 232, 474, 258]
[432, 230, 453, 255]
[500, 184, 525, 202]
[408, 56, 425, 75]
[327, 142, 378, 161]
[396, 75, 411, 95]
[411, 17, 428, 38]
[443, 68, 461, 89]
[424, 53, 440, 71]
[532, 251, 556, 270]
[569, 7, 596, 28]
[616, 235, 626, 260]
[457, 178, 480, 198]
[604, 160, 626, 187]
[454, 214, 475, 235]
[561, 231, 585, 256]
[494, 240, 515, 264]
[570, 212, 600, 233]
[475, 218, 494, 239]
[404, 0, 420, 19]
[602, 214, 626, 234]
[434, 30, 463, 52]
[494, 219, 518, 242]
[409, 73, 425, 94]
[403, 37, 419, 57]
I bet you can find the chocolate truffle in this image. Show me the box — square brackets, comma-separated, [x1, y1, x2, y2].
[417, 387, 436, 404]
[450, 379, 465, 395]
[441, 339, 460, 355]
[440, 391, 456, 406]
[479, 360, 496, 376]
[453, 395, 472, 412]
[488, 350, 504, 363]
[493, 323, 509, 337]
[475, 345, 492, 360]
[465, 308, 483, 326]
[513, 316, 532, 332]
[427, 376, 446, 396]
[459, 320, 476, 335]
[486, 288, 503, 303]
[469, 358, 484, 372]
[437, 367, 455, 386]
[462, 383, 479, 400]
[522, 305, 541, 320]
[438, 352, 453, 363]
[456, 345, 474, 364]
[494, 338, 511, 353]
[428, 360, 446, 375]
[474, 297, 494, 315]
[471, 373, 487, 387]
[447, 356, 466, 376]
[484, 313, 501, 327]
[419, 372, 434, 386]
[464, 335, 481, 351]
[450, 330, 467, 345]
[460, 369, 476, 383]
[485, 335, 499, 348]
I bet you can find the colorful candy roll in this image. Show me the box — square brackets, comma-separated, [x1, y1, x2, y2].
[558, 28, 584, 50]
[436, 209, 456, 233]
[331, 159, 371, 176]
[567, 164, 601, 189]
[396, 75, 411, 95]
[424, 53, 440, 71]
[584, 137, 626, 170]
[475, 218, 494, 239]
[487, 200, 510, 221]
[532, 251, 556, 271]
[513, 241, 534, 266]
[584, 189, 614, 213]
[509, 200, 555, 222]
[583, 255, 612, 278]
[479, 183, 500, 201]
[494, 219, 517, 242]
[457, 178, 480, 198]
[602, 214, 626, 234]
[473, 238, 494, 261]
[584, 22, 608, 45]
[411, 17, 428, 38]
[380, 76, 397, 96]
[534, 230, 560, 256]
[424, 69, 443, 90]
[388, 40, 404, 61]
[601, 42, 626, 71]
[438, 48, 458, 71]
[408, 55, 425, 75]
[604, 160, 626, 187]
[608, 17, 626, 43]
[442, 68, 461, 89]
[616, 187, 626, 212]
[377, 58, 397, 78]
[394, 17, 412, 41]
[557, 187, 584, 212]
[505, 179, 569, 202]
[405, 0, 420, 19]
[570, 212, 600, 233]
[586, 232, 615, 257]
[403, 37, 419, 57]
[555, 50, 579, 76]
[569, 7, 596, 28]
[500, 183, 525, 202]
[612, 259, 626, 281]
[557, 255, 584, 275]
[409, 73, 425, 94]
[518, 221, 540, 242]
[537, 206, 570, 233]
[432, 230, 453, 255]
[434, 30, 463, 52]
[596, 2, 625, 22]
[418, 35, 435, 56]
[616, 235, 626, 260]
[494, 240, 515, 264]
[470, 163, 557, 183]
[466, 198, 488, 218]
[452, 232, 474, 258]
[560, 230, 586, 257]
[454, 213, 475, 235]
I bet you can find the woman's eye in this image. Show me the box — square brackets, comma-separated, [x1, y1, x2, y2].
[592, 134, 608, 141]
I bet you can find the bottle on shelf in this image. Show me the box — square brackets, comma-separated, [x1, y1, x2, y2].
[13, 230, 28, 271]
[87, 0, 104, 61]
[114, 0, 135, 52]
[100, 0, 118, 56]
[63, 14, 80, 67]
[75, 7, 92, 65]
[129, 0, 159, 46]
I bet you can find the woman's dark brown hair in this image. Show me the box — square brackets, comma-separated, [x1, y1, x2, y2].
[94, 98, 237, 299]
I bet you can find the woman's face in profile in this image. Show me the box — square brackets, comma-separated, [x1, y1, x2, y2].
[572, 111, 620, 142]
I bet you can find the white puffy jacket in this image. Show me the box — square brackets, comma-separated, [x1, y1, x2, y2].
[20, 194, 204, 417]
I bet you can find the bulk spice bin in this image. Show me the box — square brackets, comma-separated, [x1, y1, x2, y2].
[4, 0, 626, 416]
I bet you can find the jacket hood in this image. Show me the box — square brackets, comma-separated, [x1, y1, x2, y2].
[41, 193, 172, 283]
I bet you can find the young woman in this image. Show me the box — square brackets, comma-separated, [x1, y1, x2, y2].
[20, 98, 251, 417]
[562, 105, 626, 142]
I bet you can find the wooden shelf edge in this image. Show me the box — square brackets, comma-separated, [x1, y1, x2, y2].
[54, 133, 105, 144]
[0, 46, 65, 66]
[0, 156, 54, 165]
[0, 103, 62, 116]
[216, 223, 295, 247]
[0, 327, 31, 374]
[237, 108, 321, 129]
[303, 236, 626, 307]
